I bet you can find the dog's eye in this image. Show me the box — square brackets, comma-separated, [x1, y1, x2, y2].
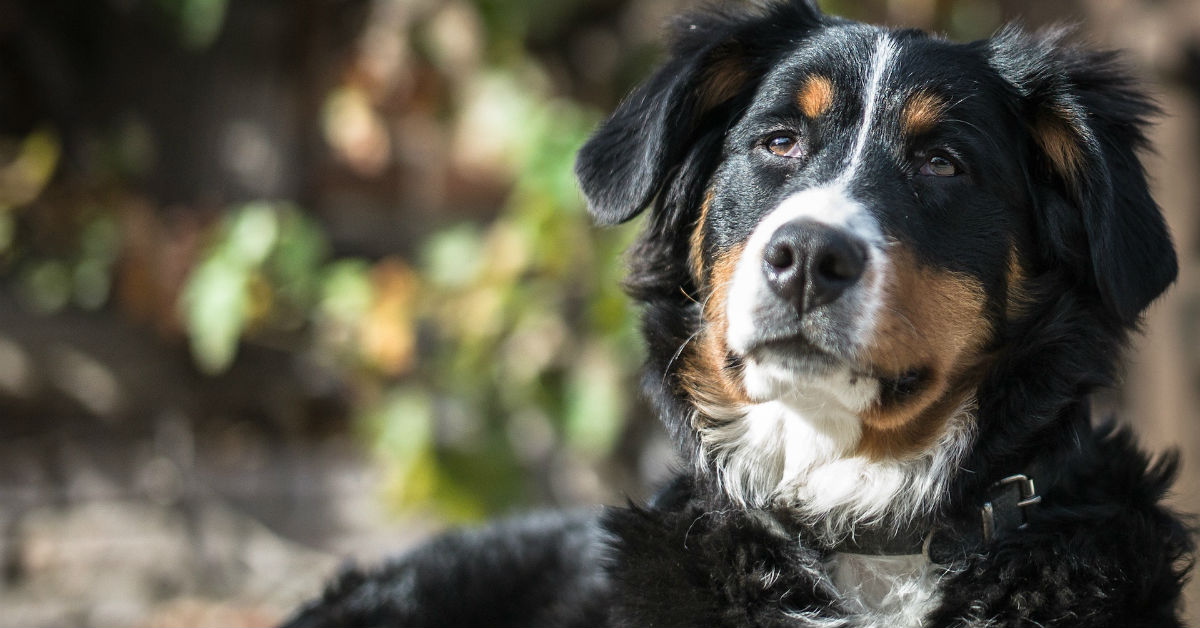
[919, 154, 958, 177]
[765, 134, 804, 158]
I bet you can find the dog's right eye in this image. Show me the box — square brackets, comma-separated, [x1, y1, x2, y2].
[765, 134, 804, 158]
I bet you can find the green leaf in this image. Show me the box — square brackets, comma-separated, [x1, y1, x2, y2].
[20, 260, 73, 313]
[73, 259, 112, 311]
[80, 216, 121, 265]
[224, 202, 279, 266]
[366, 387, 435, 461]
[179, 0, 228, 49]
[421, 224, 484, 289]
[182, 253, 250, 374]
[0, 127, 60, 207]
[319, 259, 372, 321]
[269, 206, 330, 303]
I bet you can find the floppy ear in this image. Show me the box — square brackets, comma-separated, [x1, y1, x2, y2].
[990, 27, 1177, 325]
[575, 2, 823, 225]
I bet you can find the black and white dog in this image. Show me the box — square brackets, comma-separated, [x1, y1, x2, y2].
[283, 1, 1194, 626]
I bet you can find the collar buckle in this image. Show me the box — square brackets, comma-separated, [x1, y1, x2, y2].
[981, 474, 1042, 543]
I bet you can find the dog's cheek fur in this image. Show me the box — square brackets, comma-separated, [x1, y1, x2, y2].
[1004, 245, 1034, 321]
[678, 240, 751, 422]
[688, 190, 715, 284]
[859, 246, 990, 459]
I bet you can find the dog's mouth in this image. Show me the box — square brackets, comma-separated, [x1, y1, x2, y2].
[742, 333, 931, 407]
[876, 367, 931, 406]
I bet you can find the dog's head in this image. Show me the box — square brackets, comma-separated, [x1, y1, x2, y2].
[576, 1, 1175, 522]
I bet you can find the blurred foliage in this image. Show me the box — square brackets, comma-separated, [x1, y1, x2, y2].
[156, 0, 231, 49]
[182, 202, 327, 374]
[0, 0, 1008, 521]
[170, 56, 640, 518]
[0, 127, 60, 209]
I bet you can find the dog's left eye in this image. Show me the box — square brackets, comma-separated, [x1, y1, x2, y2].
[765, 134, 804, 158]
[919, 154, 959, 177]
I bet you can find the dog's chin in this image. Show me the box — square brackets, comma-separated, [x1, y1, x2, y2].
[740, 344, 876, 413]
[739, 337, 928, 414]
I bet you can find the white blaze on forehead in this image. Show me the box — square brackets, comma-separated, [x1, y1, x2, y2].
[844, 34, 898, 182]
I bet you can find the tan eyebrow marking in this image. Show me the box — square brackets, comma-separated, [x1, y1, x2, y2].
[797, 75, 835, 118]
[901, 90, 948, 136]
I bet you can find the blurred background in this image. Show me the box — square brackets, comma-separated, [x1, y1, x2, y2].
[0, 0, 1195, 625]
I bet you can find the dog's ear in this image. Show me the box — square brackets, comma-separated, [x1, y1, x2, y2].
[990, 27, 1177, 325]
[575, 2, 823, 225]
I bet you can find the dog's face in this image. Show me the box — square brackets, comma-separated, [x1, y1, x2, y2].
[576, 2, 1175, 516]
[696, 28, 1028, 459]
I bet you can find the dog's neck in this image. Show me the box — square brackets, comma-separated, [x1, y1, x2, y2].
[695, 394, 978, 544]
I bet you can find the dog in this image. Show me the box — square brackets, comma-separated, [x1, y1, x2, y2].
[281, 1, 1194, 626]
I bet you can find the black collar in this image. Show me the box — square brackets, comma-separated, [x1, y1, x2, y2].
[831, 473, 1043, 564]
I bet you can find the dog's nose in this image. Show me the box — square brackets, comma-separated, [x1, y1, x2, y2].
[762, 221, 867, 313]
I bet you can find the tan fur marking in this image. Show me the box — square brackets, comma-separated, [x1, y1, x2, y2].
[1033, 109, 1084, 183]
[699, 56, 750, 112]
[679, 243, 751, 424]
[901, 90, 947, 136]
[689, 190, 716, 283]
[797, 75, 835, 118]
[859, 390, 973, 460]
[858, 246, 990, 458]
[1005, 245, 1033, 320]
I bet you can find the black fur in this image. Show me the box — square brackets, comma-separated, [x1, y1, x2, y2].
[282, 2, 1193, 626]
[988, 26, 1178, 325]
[930, 425, 1192, 628]
[281, 512, 609, 628]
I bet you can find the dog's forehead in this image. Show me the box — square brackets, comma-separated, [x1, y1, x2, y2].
[759, 27, 992, 109]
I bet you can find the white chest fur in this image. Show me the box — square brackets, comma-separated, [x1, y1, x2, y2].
[825, 552, 946, 628]
[698, 395, 977, 539]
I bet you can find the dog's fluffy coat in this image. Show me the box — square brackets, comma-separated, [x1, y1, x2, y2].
[283, 2, 1194, 626]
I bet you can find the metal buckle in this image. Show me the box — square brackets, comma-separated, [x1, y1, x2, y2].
[980, 474, 1042, 543]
